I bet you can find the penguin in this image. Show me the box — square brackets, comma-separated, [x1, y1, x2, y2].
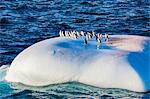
[84, 31, 86, 36]
[85, 34, 89, 40]
[97, 38, 101, 43]
[97, 33, 99, 38]
[88, 32, 92, 39]
[68, 31, 71, 37]
[76, 31, 81, 37]
[84, 38, 88, 45]
[62, 31, 65, 37]
[70, 31, 72, 37]
[59, 30, 62, 37]
[65, 31, 69, 37]
[97, 33, 102, 43]
[73, 32, 78, 39]
[85, 32, 91, 40]
[92, 31, 96, 38]
[95, 34, 98, 40]
[100, 34, 103, 37]
[75, 33, 78, 39]
[105, 33, 109, 41]
[80, 31, 84, 36]
[70, 31, 74, 38]
[98, 33, 103, 40]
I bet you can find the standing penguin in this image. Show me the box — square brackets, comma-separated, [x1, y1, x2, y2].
[59, 30, 62, 37]
[95, 34, 98, 40]
[68, 31, 71, 37]
[92, 31, 96, 38]
[105, 33, 109, 41]
[97, 38, 101, 43]
[80, 31, 85, 36]
[70, 31, 73, 37]
[85, 33, 89, 40]
[97, 33, 102, 40]
[76, 31, 81, 37]
[73, 32, 78, 39]
[62, 31, 65, 37]
[84, 38, 88, 45]
[65, 31, 69, 37]
[97, 33, 102, 43]
[88, 32, 92, 39]
[85, 32, 92, 40]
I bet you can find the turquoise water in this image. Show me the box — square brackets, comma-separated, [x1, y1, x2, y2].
[0, 0, 150, 98]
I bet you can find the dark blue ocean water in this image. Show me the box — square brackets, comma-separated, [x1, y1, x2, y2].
[0, 0, 150, 98]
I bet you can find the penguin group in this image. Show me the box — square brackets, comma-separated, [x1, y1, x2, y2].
[59, 30, 109, 45]
[59, 30, 81, 39]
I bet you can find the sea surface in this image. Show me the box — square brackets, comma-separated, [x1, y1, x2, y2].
[0, 0, 150, 98]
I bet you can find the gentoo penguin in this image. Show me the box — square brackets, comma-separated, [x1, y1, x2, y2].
[105, 33, 109, 41]
[84, 38, 88, 45]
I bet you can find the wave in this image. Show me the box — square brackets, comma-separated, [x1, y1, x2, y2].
[0, 49, 8, 54]
[0, 65, 9, 81]
[5, 82, 146, 98]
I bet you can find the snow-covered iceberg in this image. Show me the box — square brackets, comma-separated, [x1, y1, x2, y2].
[5, 35, 150, 92]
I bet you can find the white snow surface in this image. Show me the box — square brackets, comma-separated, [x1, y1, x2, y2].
[5, 35, 150, 92]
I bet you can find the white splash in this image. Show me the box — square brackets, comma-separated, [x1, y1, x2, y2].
[0, 65, 9, 81]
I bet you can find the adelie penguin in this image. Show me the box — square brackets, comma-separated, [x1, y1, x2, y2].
[97, 33, 102, 43]
[59, 30, 62, 37]
[76, 31, 81, 37]
[84, 38, 88, 45]
[88, 32, 92, 40]
[65, 31, 69, 37]
[92, 31, 96, 38]
[95, 35, 98, 40]
[80, 31, 85, 36]
[97, 38, 101, 43]
[105, 33, 109, 41]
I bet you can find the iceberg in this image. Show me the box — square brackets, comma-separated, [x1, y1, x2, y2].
[5, 35, 150, 92]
